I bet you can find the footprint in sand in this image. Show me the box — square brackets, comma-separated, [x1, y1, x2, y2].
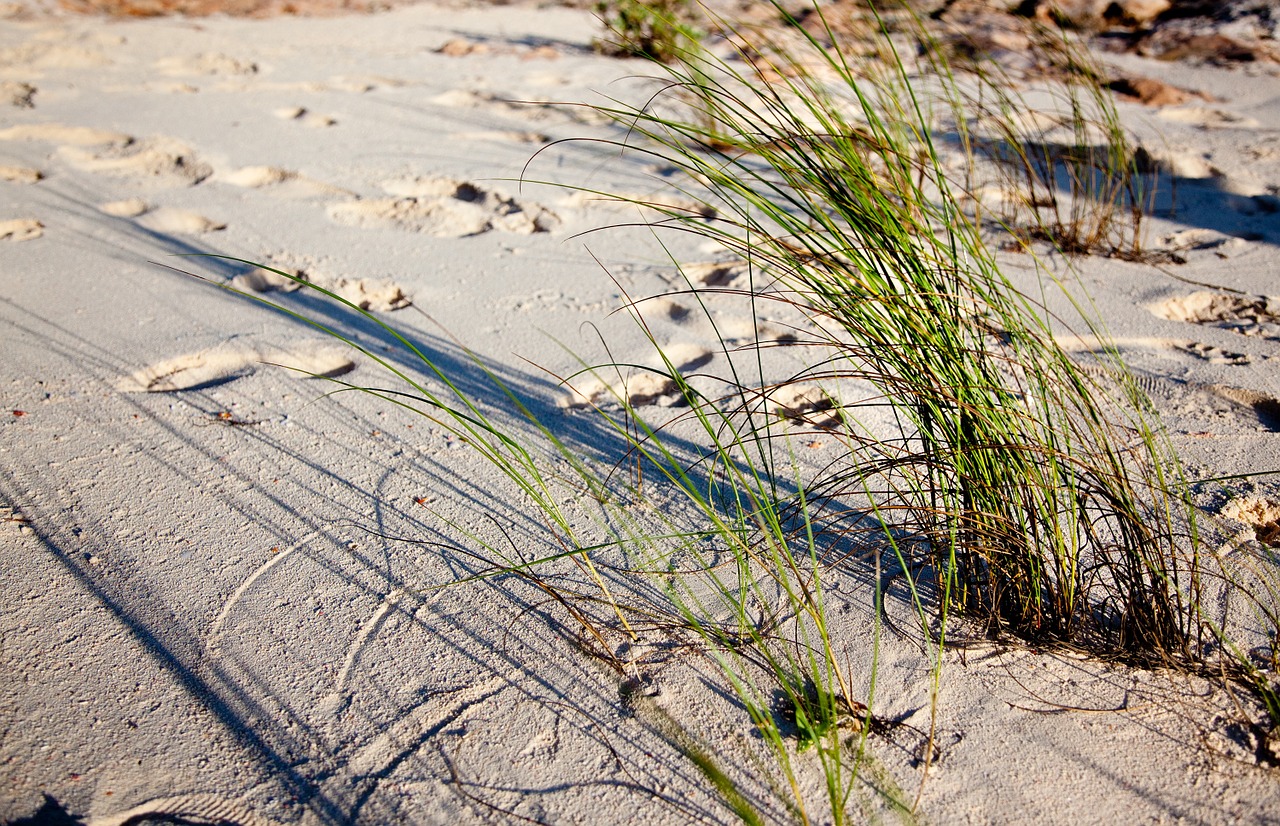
[1173, 340, 1251, 365]
[1157, 228, 1239, 252]
[430, 89, 529, 114]
[653, 297, 796, 343]
[1209, 386, 1280, 432]
[1221, 496, 1280, 546]
[435, 37, 560, 61]
[0, 123, 129, 146]
[649, 297, 694, 324]
[1151, 291, 1280, 342]
[327, 75, 408, 93]
[1065, 334, 1265, 369]
[117, 340, 355, 393]
[218, 165, 352, 199]
[99, 197, 149, 218]
[1137, 147, 1221, 180]
[274, 106, 336, 128]
[329, 176, 559, 238]
[230, 266, 304, 294]
[60, 136, 212, 188]
[330, 278, 411, 311]
[97, 197, 222, 233]
[764, 384, 840, 428]
[155, 52, 258, 77]
[683, 260, 755, 290]
[1, 81, 34, 108]
[230, 264, 409, 311]
[1207, 173, 1280, 201]
[0, 219, 43, 241]
[0, 165, 41, 184]
[137, 208, 226, 235]
[1079, 359, 1280, 433]
[565, 344, 713, 408]
[1170, 381, 1280, 432]
[435, 37, 494, 57]
[715, 314, 799, 345]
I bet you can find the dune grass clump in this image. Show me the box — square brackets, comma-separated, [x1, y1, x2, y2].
[577, 4, 1200, 660]
[944, 24, 1156, 257]
[593, 0, 698, 63]
[566, 0, 1280, 760]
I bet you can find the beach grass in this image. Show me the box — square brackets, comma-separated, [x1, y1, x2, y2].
[190, 0, 1280, 820]
[946, 22, 1156, 257]
[593, 0, 699, 63]
[568, 0, 1202, 657]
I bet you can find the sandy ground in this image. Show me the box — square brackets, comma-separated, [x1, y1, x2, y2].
[2, 2, 1280, 824]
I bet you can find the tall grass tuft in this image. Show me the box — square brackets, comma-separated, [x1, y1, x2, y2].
[943, 22, 1156, 257]
[593, 0, 698, 63]
[574, 1, 1200, 659]
[565, 0, 1280, 771]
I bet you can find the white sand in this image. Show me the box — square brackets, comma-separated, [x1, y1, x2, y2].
[2, 2, 1280, 824]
